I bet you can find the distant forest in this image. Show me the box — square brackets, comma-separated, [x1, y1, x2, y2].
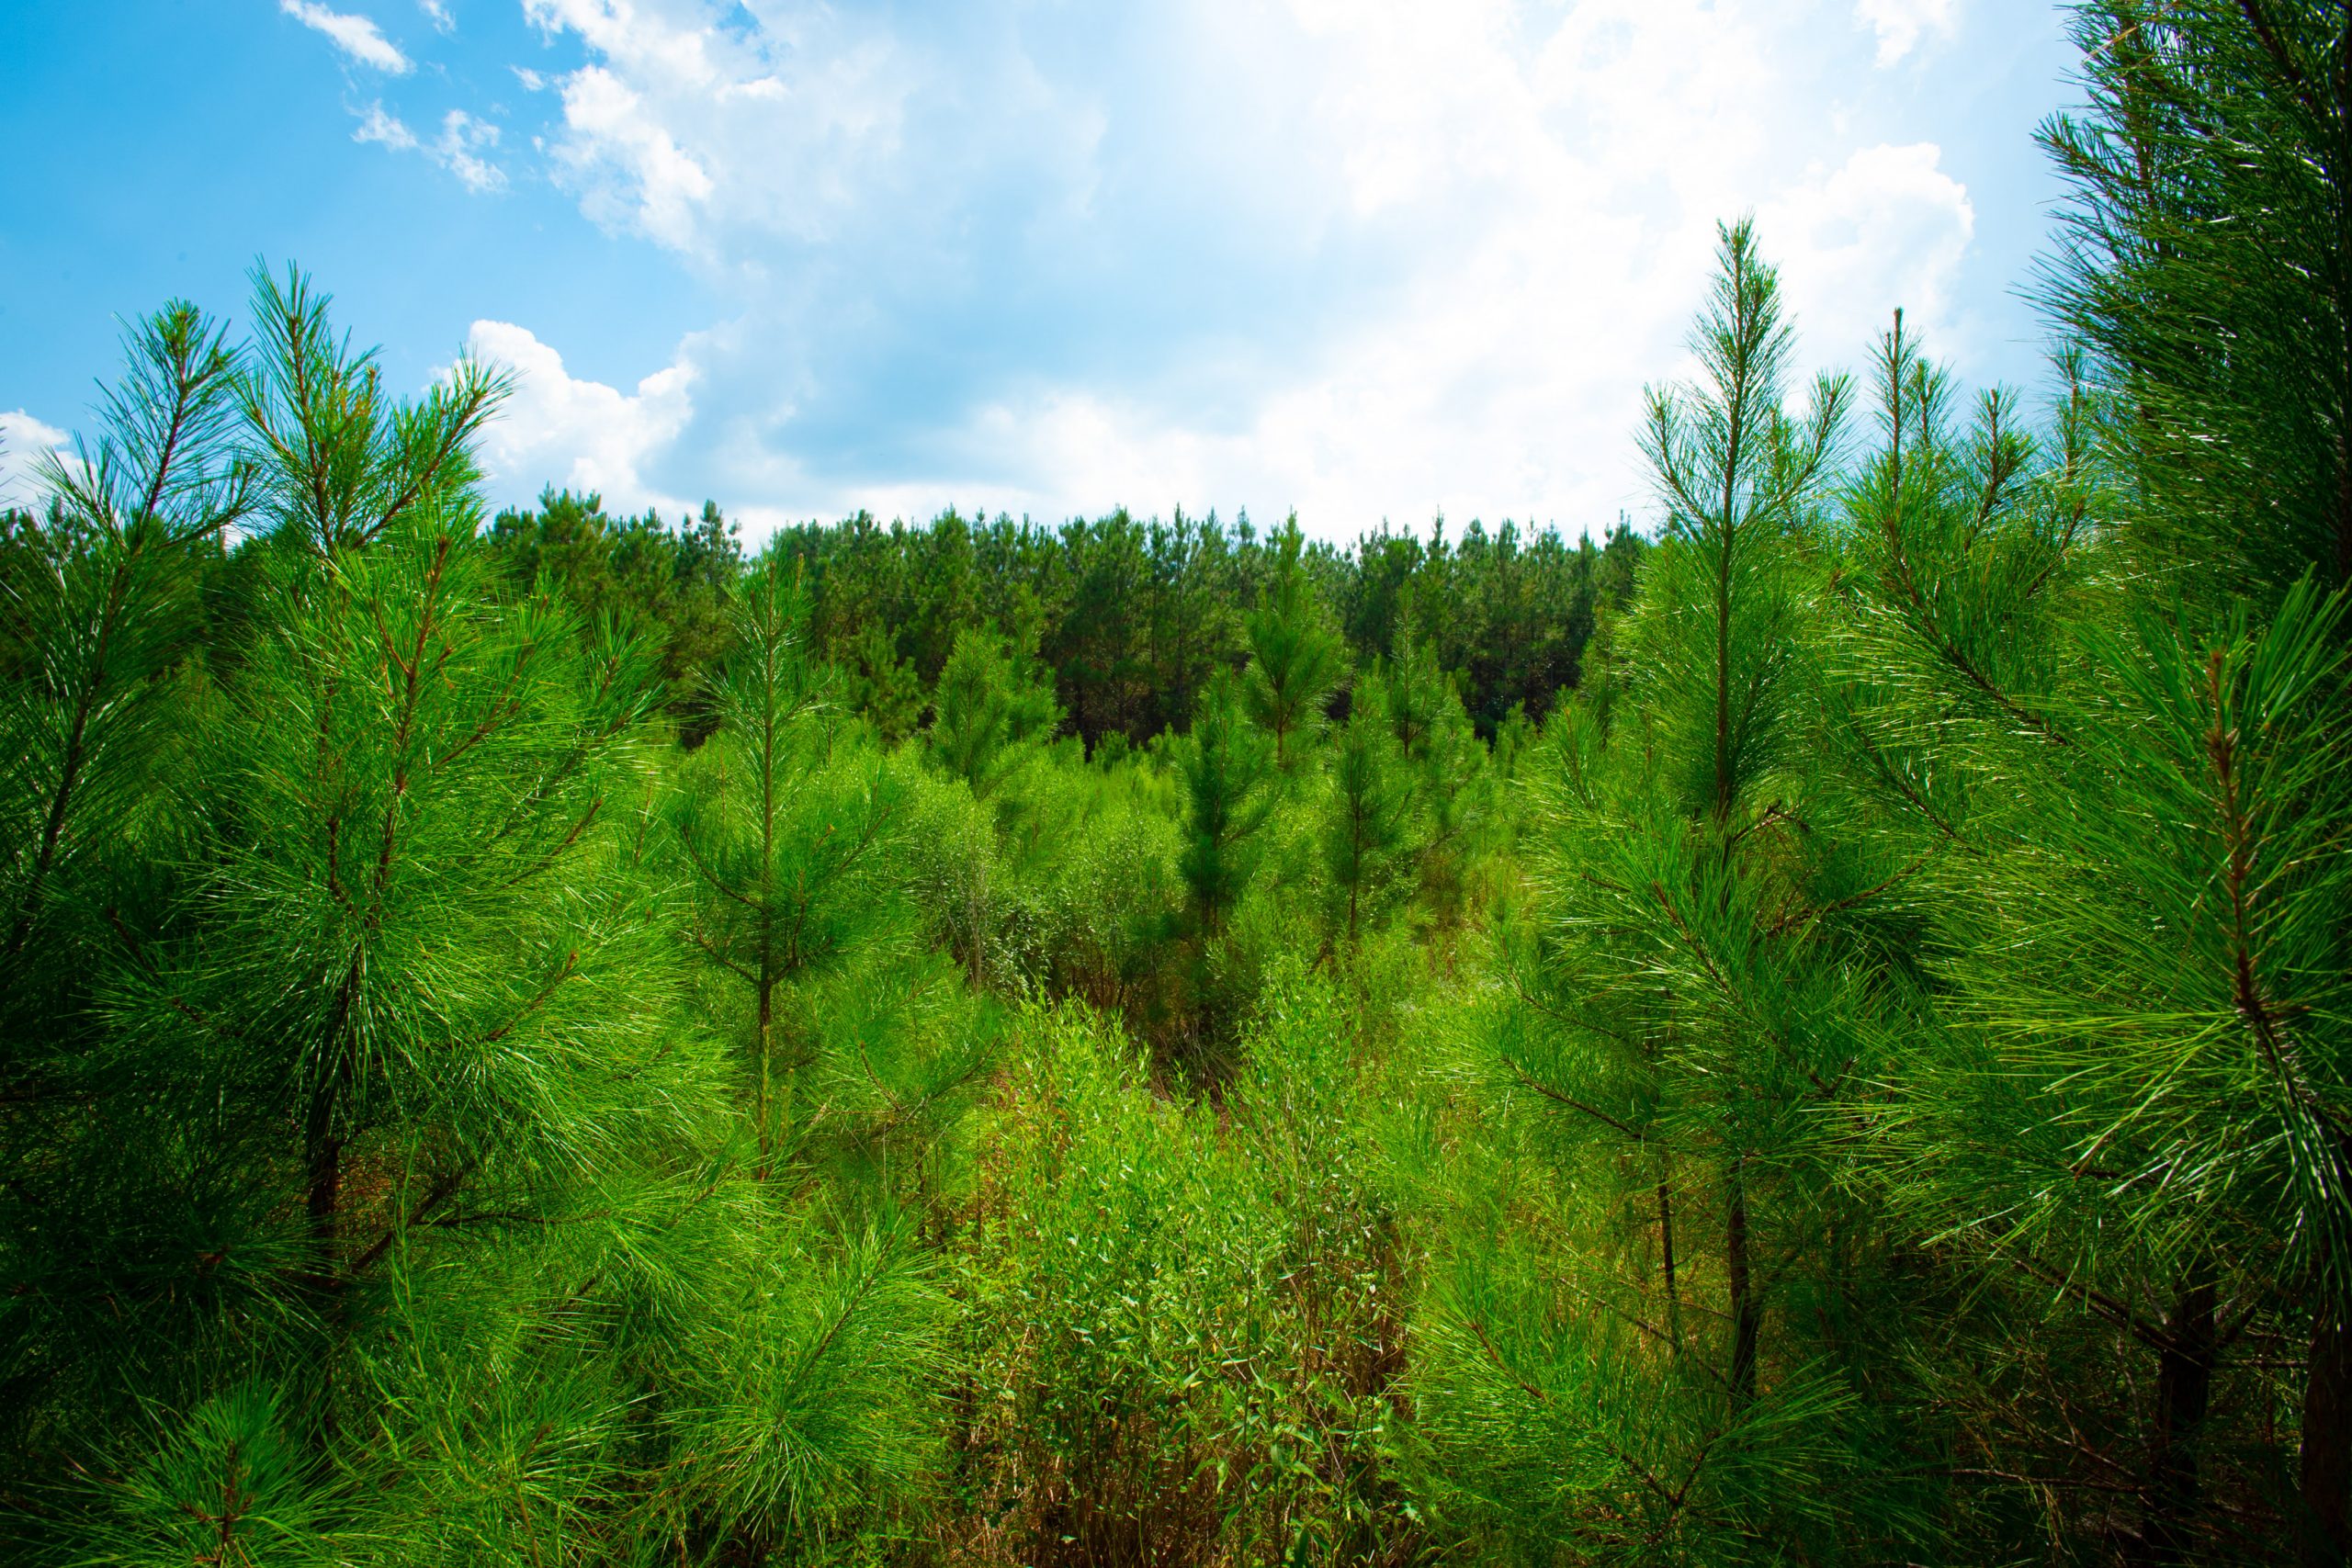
[4, 4, 2350, 1567]
[480, 494, 1647, 747]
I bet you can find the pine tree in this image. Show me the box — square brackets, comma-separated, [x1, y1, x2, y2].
[2040, 17, 2352, 1544]
[1320, 700, 1414, 946]
[673, 556, 915, 1169]
[0, 302, 256, 1489]
[2, 303, 250, 969]
[926, 624, 1060, 802]
[1173, 670, 1278, 945]
[1420, 220, 1909, 1560]
[1378, 639, 1489, 933]
[1, 273, 970, 1566]
[1242, 514, 1345, 771]
[2040, 0, 2352, 605]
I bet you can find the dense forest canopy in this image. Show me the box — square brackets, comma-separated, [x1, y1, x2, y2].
[472, 490, 1645, 747]
[3, 4, 2350, 1565]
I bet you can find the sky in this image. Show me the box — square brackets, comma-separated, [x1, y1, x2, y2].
[0, 0, 2082, 543]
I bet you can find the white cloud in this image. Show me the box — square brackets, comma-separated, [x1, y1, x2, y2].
[435, 109, 507, 194]
[484, 0, 2002, 540]
[420, 0, 454, 34]
[279, 0, 412, 74]
[0, 411, 70, 511]
[353, 103, 507, 194]
[520, 0, 906, 260]
[1761, 142, 1977, 367]
[354, 101, 418, 150]
[457, 321, 697, 518]
[1855, 0, 1960, 67]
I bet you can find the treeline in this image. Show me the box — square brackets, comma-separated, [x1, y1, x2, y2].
[4, 4, 2350, 1566]
[478, 492, 1644, 745]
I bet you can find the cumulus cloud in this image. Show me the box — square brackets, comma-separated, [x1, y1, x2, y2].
[1855, 0, 1961, 66]
[0, 410, 71, 510]
[457, 321, 697, 518]
[518, 0, 909, 259]
[474, 0, 2001, 538]
[280, 0, 412, 74]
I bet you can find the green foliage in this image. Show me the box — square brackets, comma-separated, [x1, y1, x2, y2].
[1242, 515, 1347, 771]
[2041, 0, 2352, 605]
[483, 489, 741, 732]
[2, 303, 247, 970]
[0, 274, 980, 1568]
[1321, 699, 1415, 947]
[1171, 671, 1278, 943]
[82, 1382, 326, 1568]
[11, 9, 2350, 1562]
[950, 989, 1413, 1563]
[926, 626, 1060, 803]
[663, 1219, 949, 1550]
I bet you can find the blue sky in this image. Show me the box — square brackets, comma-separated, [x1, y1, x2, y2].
[2, 0, 2080, 542]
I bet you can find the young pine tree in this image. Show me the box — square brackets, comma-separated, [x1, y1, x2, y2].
[0, 302, 255, 1483]
[3, 303, 250, 974]
[1419, 220, 1925, 1562]
[1242, 514, 1345, 771]
[1378, 639, 1489, 935]
[673, 558, 909, 1166]
[2, 269, 791, 1568]
[2041, 18, 2352, 1546]
[673, 556, 992, 1198]
[1164, 671, 1279, 1077]
[1173, 670, 1279, 946]
[1320, 699, 1414, 947]
[926, 624, 1060, 802]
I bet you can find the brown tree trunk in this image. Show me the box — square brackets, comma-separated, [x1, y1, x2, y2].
[303, 1077, 342, 1280]
[2304, 1300, 2352, 1567]
[2140, 1280, 2216, 1565]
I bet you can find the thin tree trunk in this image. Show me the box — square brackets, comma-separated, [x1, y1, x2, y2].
[2140, 1280, 2216, 1565]
[7, 552, 140, 956]
[302, 1008, 355, 1450]
[755, 966, 774, 1179]
[303, 1075, 343, 1279]
[306, 964, 363, 1295]
[2303, 1299, 2352, 1567]
[1657, 1170, 1682, 1351]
